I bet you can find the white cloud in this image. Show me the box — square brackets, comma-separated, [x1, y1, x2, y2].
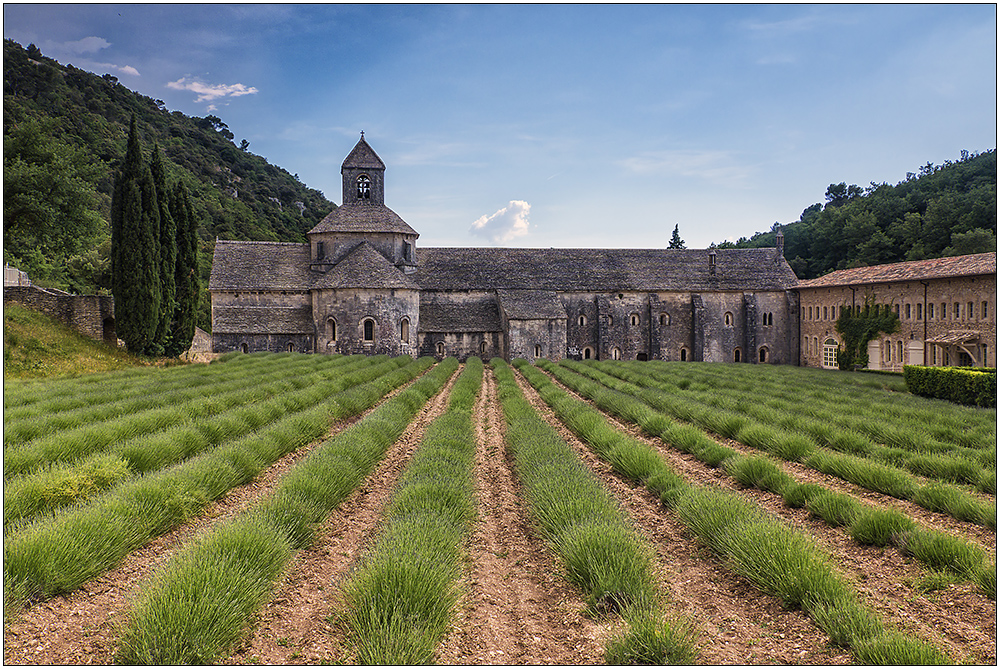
[166, 77, 259, 102]
[91, 62, 140, 76]
[469, 200, 531, 244]
[50, 36, 111, 55]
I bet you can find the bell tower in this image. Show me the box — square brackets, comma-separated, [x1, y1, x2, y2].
[341, 131, 385, 206]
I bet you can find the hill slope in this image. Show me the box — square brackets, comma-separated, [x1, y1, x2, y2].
[712, 151, 997, 279]
[3, 304, 146, 379]
[3, 38, 335, 301]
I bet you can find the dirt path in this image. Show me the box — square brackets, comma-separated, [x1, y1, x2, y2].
[223, 364, 460, 665]
[532, 367, 997, 665]
[2, 375, 421, 666]
[434, 366, 607, 664]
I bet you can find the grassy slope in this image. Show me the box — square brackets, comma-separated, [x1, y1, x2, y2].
[4, 304, 145, 379]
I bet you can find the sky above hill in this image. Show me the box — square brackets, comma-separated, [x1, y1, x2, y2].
[4, 4, 997, 249]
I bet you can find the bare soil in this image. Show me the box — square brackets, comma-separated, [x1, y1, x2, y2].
[4, 361, 996, 665]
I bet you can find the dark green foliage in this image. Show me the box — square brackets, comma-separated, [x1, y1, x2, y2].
[904, 365, 997, 408]
[835, 298, 900, 370]
[713, 150, 997, 279]
[4, 38, 333, 315]
[111, 116, 161, 355]
[150, 145, 176, 353]
[166, 182, 199, 356]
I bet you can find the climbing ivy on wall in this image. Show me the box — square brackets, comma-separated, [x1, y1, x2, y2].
[834, 294, 901, 370]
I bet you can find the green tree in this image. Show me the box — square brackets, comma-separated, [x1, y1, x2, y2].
[942, 228, 997, 257]
[166, 182, 200, 357]
[150, 144, 176, 352]
[111, 115, 161, 355]
[3, 119, 104, 285]
[668, 224, 686, 249]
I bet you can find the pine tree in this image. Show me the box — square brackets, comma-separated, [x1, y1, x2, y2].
[166, 181, 200, 357]
[668, 224, 686, 249]
[111, 115, 161, 354]
[151, 144, 176, 353]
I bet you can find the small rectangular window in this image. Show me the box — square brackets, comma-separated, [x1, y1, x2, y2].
[916, 303, 922, 320]
[983, 301, 989, 319]
[905, 304, 911, 320]
[928, 303, 934, 319]
[954, 302, 960, 319]
[968, 301, 974, 320]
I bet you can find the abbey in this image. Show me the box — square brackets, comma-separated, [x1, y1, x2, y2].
[209, 135, 802, 363]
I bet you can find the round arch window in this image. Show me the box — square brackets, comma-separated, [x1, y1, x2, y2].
[362, 318, 376, 341]
[356, 174, 371, 200]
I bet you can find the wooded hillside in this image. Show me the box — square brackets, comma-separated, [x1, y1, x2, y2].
[712, 150, 997, 279]
[3, 39, 335, 302]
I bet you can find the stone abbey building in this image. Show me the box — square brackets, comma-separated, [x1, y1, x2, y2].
[209, 136, 995, 368]
[210, 136, 801, 364]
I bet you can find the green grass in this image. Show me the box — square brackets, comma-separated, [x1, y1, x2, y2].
[4, 303, 146, 379]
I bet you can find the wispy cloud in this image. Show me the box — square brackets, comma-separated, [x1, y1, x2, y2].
[166, 77, 259, 102]
[618, 149, 753, 185]
[469, 200, 531, 244]
[39, 36, 140, 76]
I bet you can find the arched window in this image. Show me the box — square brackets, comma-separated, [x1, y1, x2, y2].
[287, 342, 295, 352]
[734, 348, 741, 363]
[578, 314, 587, 326]
[659, 313, 669, 326]
[630, 313, 640, 327]
[480, 340, 487, 355]
[583, 347, 592, 360]
[897, 340, 904, 364]
[241, 343, 249, 354]
[680, 348, 688, 362]
[363, 318, 375, 341]
[611, 346, 622, 360]
[436, 341, 445, 357]
[534, 344, 542, 357]
[822, 338, 838, 369]
[327, 318, 337, 341]
[759, 347, 768, 363]
[400, 318, 409, 342]
[356, 174, 371, 200]
[724, 312, 733, 327]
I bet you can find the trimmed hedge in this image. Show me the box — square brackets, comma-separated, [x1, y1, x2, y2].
[904, 365, 996, 408]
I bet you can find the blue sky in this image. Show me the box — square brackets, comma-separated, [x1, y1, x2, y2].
[4, 3, 996, 249]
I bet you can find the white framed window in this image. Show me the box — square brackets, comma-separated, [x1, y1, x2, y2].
[822, 338, 838, 369]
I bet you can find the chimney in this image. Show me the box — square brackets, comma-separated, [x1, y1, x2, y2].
[775, 230, 784, 260]
[708, 249, 717, 275]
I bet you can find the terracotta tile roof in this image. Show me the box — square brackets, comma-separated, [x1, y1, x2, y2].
[797, 252, 996, 289]
[412, 247, 797, 292]
[311, 242, 418, 291]
[307, 203, 418, 236]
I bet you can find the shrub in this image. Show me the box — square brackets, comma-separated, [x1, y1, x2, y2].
[806, 491, 861, 527]
[904, 365, 997, 408]
[849, 508, 915, 547]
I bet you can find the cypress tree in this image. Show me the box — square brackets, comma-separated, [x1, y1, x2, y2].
[111, 115, 161, 354]
[151, 144, 176, 353]
[166, 181, 200, 357]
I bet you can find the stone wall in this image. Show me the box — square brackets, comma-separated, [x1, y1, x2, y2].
[312, 287, 419, 357]
[4, 286, 116, 344]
